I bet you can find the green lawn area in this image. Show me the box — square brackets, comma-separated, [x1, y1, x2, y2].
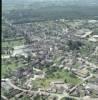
[53, 70, 81, 85]
[2, 60, 25, 78]
[2, 39, 26, 47]
[2, 63, 17, 78]
[32, 79, 51, 89]
[32, 69, 81, 89]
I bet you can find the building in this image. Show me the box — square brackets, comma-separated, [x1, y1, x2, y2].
[81, 31, 93, 38]
[34, 71, 45, 79]
[50, 80, 68, 94]
[85, 83, 98, 97]
[73, 68, 89, 78]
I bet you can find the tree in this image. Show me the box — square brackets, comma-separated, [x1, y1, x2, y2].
[67, 40, 83, 50]
[61, 97, 77, 100]
[53, 96, 58, 100]
[64, 79, 67, 83]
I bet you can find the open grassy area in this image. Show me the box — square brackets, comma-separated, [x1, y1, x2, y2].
[2, 63, 17, 78]
[32, 79, 51, 89]
[2, 39, 26, 47]
[2, 59, 26, 78]
[32, 69, 81, 89]
[52, 70, 81, 85]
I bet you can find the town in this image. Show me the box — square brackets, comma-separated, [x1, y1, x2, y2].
[2, 18, 98, 100]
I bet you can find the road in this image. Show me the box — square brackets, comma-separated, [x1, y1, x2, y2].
[3, 77, 96, 100]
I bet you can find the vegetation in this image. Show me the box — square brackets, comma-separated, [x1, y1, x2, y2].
[33, 69, 81, 89]
[67, 40, 83, 50]
[1, 0, 98, 99]
[2, 39, 25, 47]
[61, 97, 77, 100]
[2, 57, 27, 78]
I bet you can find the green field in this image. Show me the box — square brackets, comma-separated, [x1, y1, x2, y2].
[2, 39, 25, 48]
[32, 69, 81, 89]
[2, 58, 26, 78]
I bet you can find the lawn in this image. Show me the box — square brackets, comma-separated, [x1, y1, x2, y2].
[49, 70, 81, 85]
[32, 69, 81, 89]
[2, 59, 25, 78]
[2, 39, 26, 48]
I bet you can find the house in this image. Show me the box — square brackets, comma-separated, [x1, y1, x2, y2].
[73, 68, 89, 78]
[92, 35, 98, 38]
[93, 47, 98, 55]
[60, 19, 65, 22]
[59, 65, 64, 68]
[55, 86, 67, 94]
[85, 83, 98, 97]
[88, 20, 97, 23]
[70, 85, 89, 97]
[48, 96, 58, 100]
[88, 35, 98, 42]
[81, 31, 93, 38]
[82, 96, 91, 100]
[1, 80, 12, 91]
[92, 35, 98, 41]
[2, 47, 9, 55]
[34, 71, 45, 79]
[88, 37, 97, 42]
[50, 80, 68, 94]
[85, 83, 98, 91]
[50, 80, 64, 85]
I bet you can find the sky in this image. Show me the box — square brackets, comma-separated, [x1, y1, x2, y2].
[2, 0, 98, 6]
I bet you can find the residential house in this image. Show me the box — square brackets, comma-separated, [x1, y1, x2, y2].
[73, 68, 89, 78]
[34, 71, 45, 79]
[50, 80, 68, 94]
